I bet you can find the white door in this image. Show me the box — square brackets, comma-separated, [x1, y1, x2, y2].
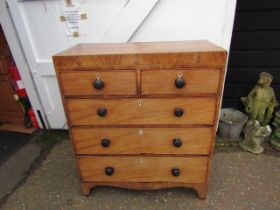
[5, 0, 236, 129]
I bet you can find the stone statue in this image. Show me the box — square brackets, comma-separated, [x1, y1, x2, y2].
[241, 72, 278, 126]
[270, 111, 280, 150]
[239, 120, 272, 154]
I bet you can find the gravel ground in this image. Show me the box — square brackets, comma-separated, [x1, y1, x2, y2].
[1, 140, 280, 210]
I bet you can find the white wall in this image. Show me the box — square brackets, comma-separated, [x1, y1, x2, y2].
[2, 0, 236, 129]
[130, 0, 236, 50]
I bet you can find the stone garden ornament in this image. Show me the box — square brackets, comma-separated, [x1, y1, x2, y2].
[241, 72, 278, 126]
[271, 111, 280, 150]
[239, 120, 272, 154]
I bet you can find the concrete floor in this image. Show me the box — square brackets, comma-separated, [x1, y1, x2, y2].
[1, 140, 280, 210]
[0, 131, 32, 165]
[0, 132, 40, 203]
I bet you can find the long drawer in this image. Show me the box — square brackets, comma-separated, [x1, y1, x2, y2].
[78, 156, 208, 183]
[141, 69, 220, 95]
[60, 71, 137, 96]
[66, 98, 216, 125]
[72, 127, 213, 155]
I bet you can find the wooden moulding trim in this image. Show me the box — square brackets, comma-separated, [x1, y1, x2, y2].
[81, 181, 208, 199]
[53, 52, 227, 69]
[55, 63, 226, 69]
[76, 154, 211, 157]
[65, 95, 217, 100]
[57, 66, 224, 72]
[64, 93, 218, 99]
[69, 124, 215, 128]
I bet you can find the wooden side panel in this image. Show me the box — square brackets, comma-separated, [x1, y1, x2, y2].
[78, 156, 208, 183]
[0, 76, 19, 111]
[0, 57, 11, 74]
[72, 127, 213, 155]
[0, 76, 24, 124]
[67, 98, 216, 125]
[141, 69, 220, 95]
[60, 71, 137, 96]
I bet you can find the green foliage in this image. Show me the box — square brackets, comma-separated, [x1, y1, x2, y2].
[35, 130, 69, 151]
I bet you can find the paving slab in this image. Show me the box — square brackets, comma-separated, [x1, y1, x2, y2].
[1, 140, 280, 210]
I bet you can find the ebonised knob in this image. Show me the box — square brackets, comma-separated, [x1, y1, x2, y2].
[105, 167, 114, 176]
[171, 168, 180, 177]
[101, 139, 111, 147]
[97, 107, 107, 117]
[173, 138, 183, 147]
[174, 107, 184, 117]
[175, 77, 185, 89]
[93, 79, 104, 89]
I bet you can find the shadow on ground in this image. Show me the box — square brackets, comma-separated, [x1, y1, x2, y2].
[0, 130, 68, 207]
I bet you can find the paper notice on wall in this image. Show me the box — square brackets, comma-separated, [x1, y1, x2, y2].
[60, 0, 87, 37]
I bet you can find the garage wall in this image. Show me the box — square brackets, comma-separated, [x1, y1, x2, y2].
[223, 0, 280, 109]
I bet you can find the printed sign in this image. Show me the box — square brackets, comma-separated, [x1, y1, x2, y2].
[60, 0, 87, 37]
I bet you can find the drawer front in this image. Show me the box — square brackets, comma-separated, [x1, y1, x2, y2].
[72, 127, 213, 155]
[60, 71, 137, 96]
[141, 69, 220, 95]
[67, 98, 216, 125]
[78, 156, 208, 183]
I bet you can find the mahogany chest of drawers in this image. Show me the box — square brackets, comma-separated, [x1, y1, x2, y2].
[53, 40, 227, 199]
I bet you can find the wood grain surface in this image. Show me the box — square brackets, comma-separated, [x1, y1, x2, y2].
[72, 127, 213, 155]
[55, 40, 226, 56]
[53, 41, 227, 199]
[53, 41, 227, 69]
[141, 69, 220, 95]
[0, 75, 24, 125]
[78, 156, 208, 183]
[66, 98, 216, 125]
[81, 182, 208, 199]
[60, 71, 137, 96]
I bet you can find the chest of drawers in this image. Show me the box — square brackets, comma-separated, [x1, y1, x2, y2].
[53, 40, 227, 199]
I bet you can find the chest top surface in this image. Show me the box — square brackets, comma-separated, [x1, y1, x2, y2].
[54, 40, 226, 56]
[53, 40, 227, 69]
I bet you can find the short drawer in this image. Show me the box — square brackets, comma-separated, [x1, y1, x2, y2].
[141, 69, 220, 95]
[72, 127, 213, 155]
[60, 71, 137, 96]
[66, 98, 216, 125]
[78, 156, 208, 183]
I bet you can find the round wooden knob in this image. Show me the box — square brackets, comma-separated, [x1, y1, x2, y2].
[93, 79, 104, 89]
[174, 107, 184, 117]
[101, 139, 110, 147]
[171, 168, 180, 177]
[175, 77, 185, 89]
[173, 138, 183, 147]
[97, 107, 107, 117]
[105, 167, 114, 176]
